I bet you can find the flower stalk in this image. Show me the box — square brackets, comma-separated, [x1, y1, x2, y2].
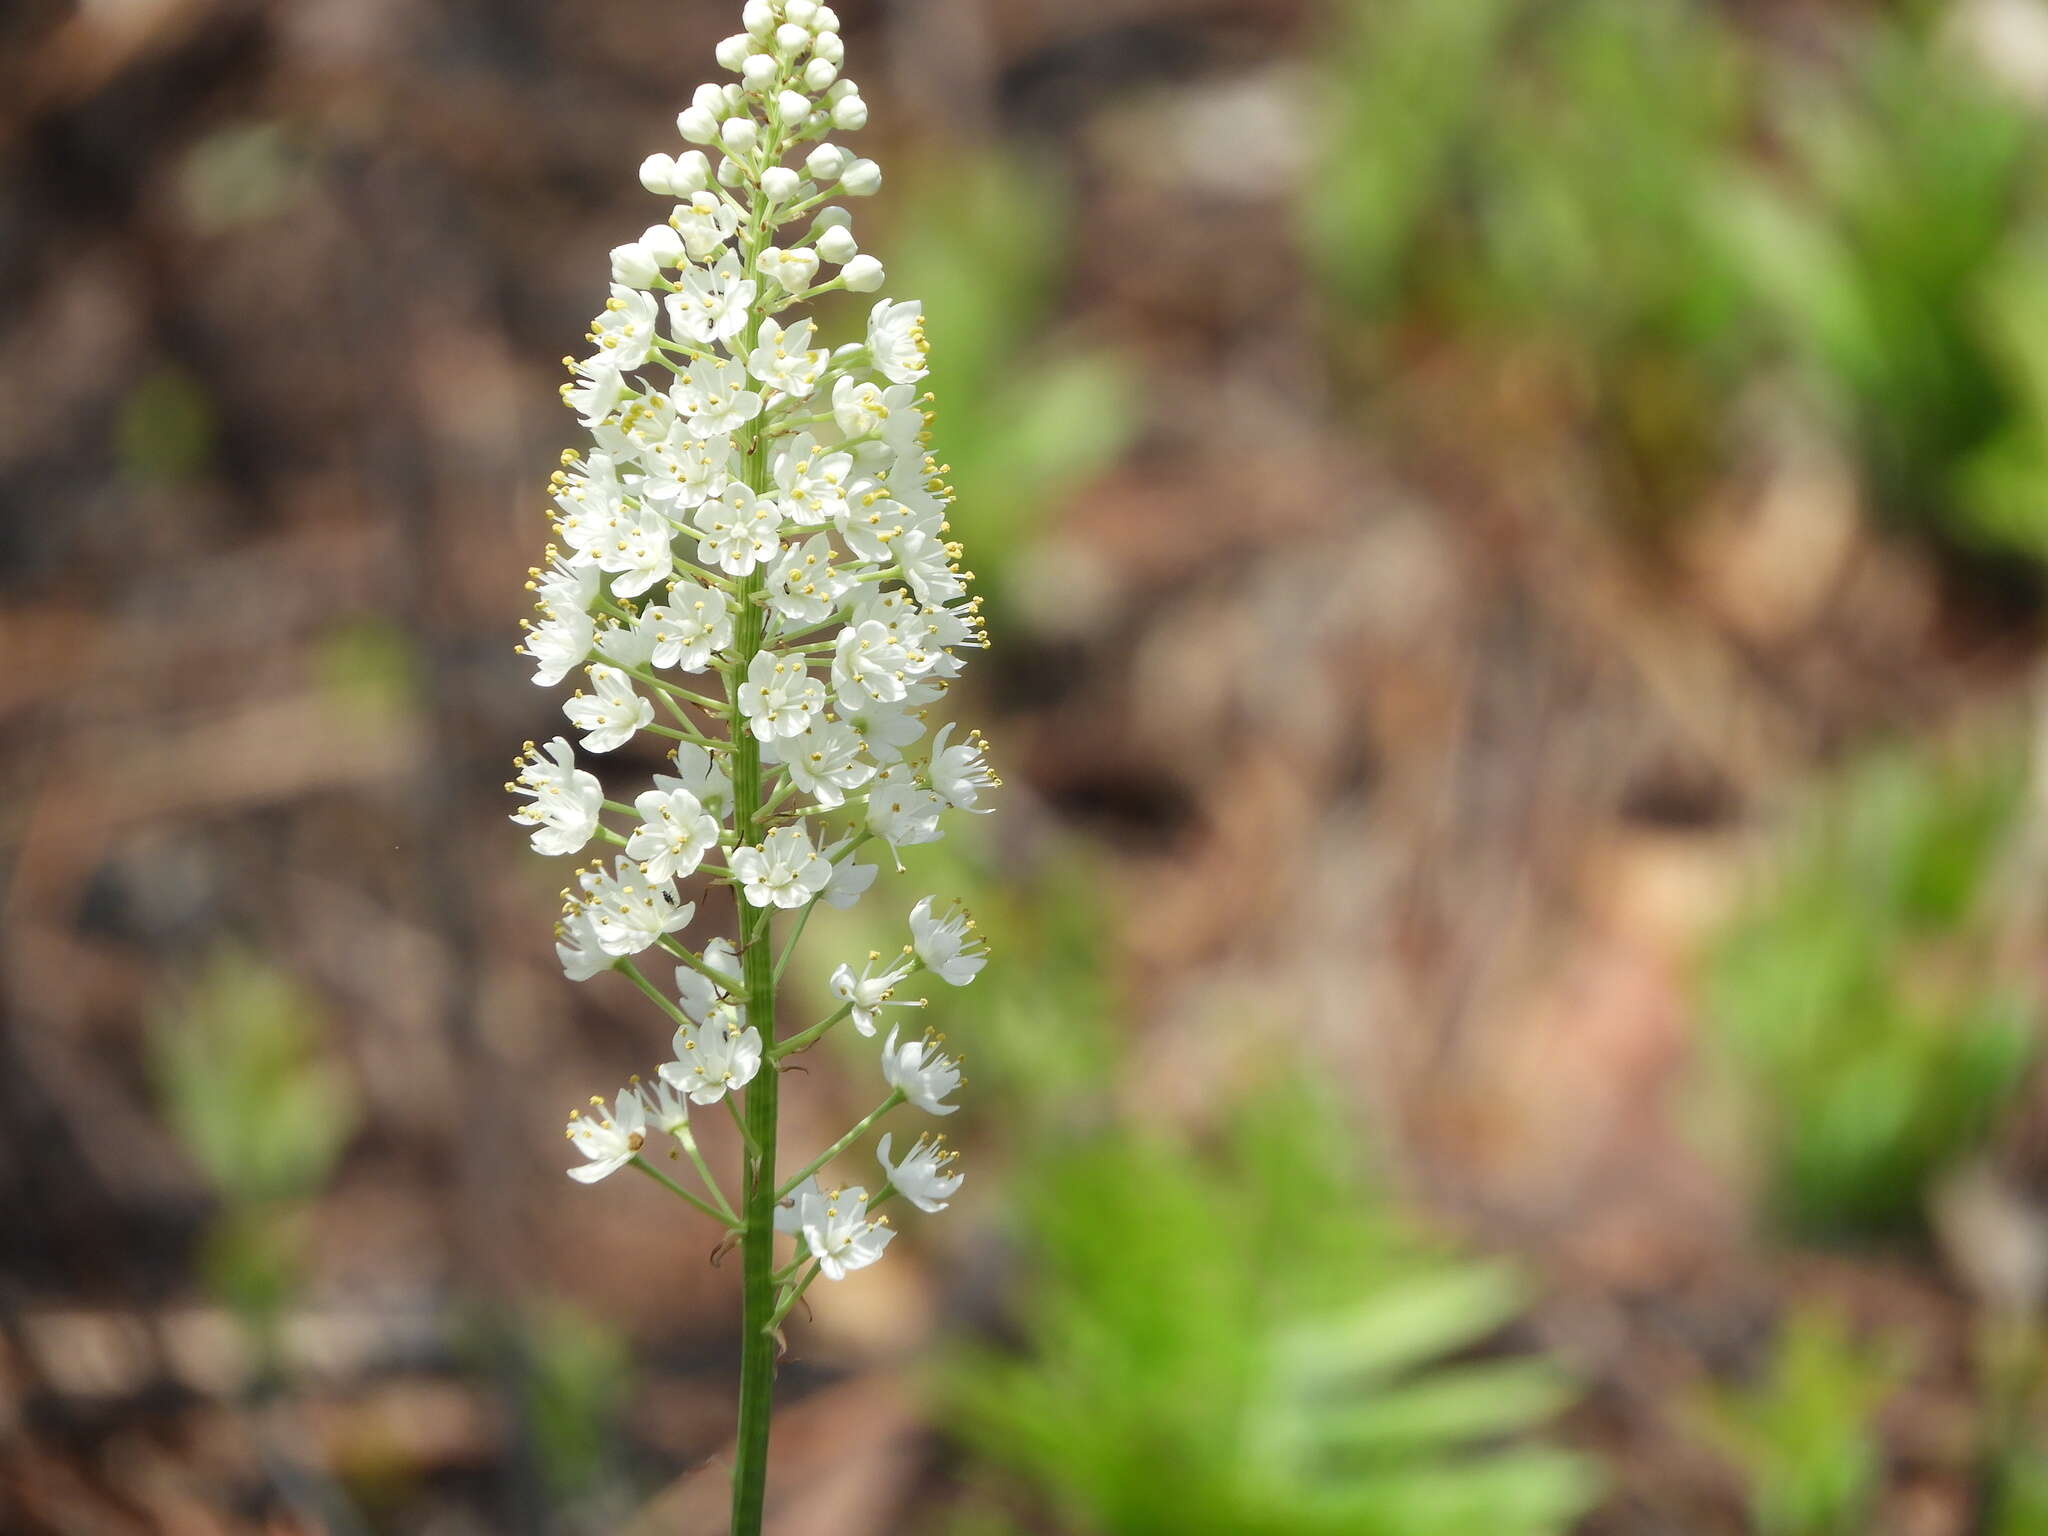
[507, 3, 997, 1529]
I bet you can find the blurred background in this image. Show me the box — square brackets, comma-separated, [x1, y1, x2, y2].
[13, 0, 2048, 1530]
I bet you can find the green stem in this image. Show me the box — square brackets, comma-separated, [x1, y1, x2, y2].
[630, 1156, 740, 1230]
[776, 1091, 903, 1200]
[730, 148, 783, 1533]
[771, 999, 853, 1060]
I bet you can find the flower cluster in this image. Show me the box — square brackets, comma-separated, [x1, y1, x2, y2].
[513, 0, 995, 1325]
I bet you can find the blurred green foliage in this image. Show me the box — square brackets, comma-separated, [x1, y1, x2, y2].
[1312, 0, 2048, 562]
[516, 1304, 634, 1509]
[943, 1095, 1597, 1535]
[890, 152, 1135, 625]
[116, 365, 217, 485]
[1705, 748, 2037, 1241]
[1691, 1307, 1907, 1536]
[152, 946, 357, 1323]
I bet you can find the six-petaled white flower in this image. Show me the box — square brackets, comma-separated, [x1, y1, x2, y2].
[730, 824, 831, 909]
[909, 895, 987, 986]
[829, 950, 921, 1036]
[776, 1178, 894, 1280]
[510, 737, 604, 856]
[882, 1025, 962, 1115]
[876, 1131, 961, 1212]
[564, 665, 654, 753]
[566, 1088, 647, 1183]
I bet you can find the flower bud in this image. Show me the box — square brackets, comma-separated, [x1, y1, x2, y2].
[805, 143, 848, 180]
[840, 157, 881, 196]
[786, 0, 819, 25]
[717, 154, 748, 187]
[694, 82, 729, 116]
[742, 53, 780, 90]
[811, 204, 852, 231]
[804, 57, 838, 92]
[743, 0, 775, 35]
[677, 107, 720, 144]
[610, 242, 660, 288]
[671, 150, 711, 194]
[841, 253, 884, 291]
[812, 31, 844, 65]
[640, 223, 685, 266]
[832, 94, 868, 131]
[817, 224, 858, 263]
[715, 33, 752, 71]
[721, 116, 759, 153]
[775, 22, 810, 53]
[777, 90, 812, 122]
[639, 153, 679, 195]
[814, 5, 841, 29]
[761, 166, 801, 202]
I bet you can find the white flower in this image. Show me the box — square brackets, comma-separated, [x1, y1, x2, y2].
[832, 619, 915, 709]
[840, 696, 925, 763]
[840, 252, 883, 290]
[509, 737, 604, 856]
[672, 191, 741, 262]
[660, 1008, 763, 1103]
[577, 857, 696, 956]
[865, 763, 945, 860]
[566, 1087, 648, 1182]
[779, 717, 874, 807]
[555, 908, 611, 982]
[595, 615, 657, 668]
[908, 896, 986, 986]
[831, 375, 917, 439]
[592, 286, 661, 367]
[747, 316, 827, 398]
[741, 649, 826, 742]
[693, 482, 782, 576]
[598, 506, 676, 599]
[641, 583, 733, 671]
[671, 355, 763, 438]
[757, 245, 821, 295]
[829, 950, 920, 1036]
[771, 434, 854, 526]
[819, 847, 876, 909]
[643, 1077, 694, 1138]
[730, 824, 831, 908]
[763, 533, 852, 627]
[564, 664, 654, 753]
[666, 250, 756, 344]
[666, 745, 733, 822]
[775, 1179, 894, 1280]
[882, 1025, 961, 1114]
[627, 785, 721, 881]
[876, 1131, 961, 1212]
[561, 353, 628, 428]
[866, 299, 927, 384]
[525, 606, 595, 687]
[928, 723, 997, 812]
[532, 550, 599, 615]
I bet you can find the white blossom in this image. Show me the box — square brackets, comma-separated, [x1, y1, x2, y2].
[882, 1025, 961, 1115]
[627, 785, 721, 882]
[641, 582, 733, 671]
[829, 950, 919, 1036]
[775, 1178, 893, 1279]
[741, 648, 826, 741]
[576, 857, 696, 957]
[660, 1007, 763, 1103]
[876, 1131, 961, 1212]
[509, 737, 603, 856]
[867, 763, 944, 857]
[866, 298, 927, 384]
[928, 723, 997, 812]
[564, 665, 654, 753]
[908, 896, 986, 986]
[667, 250, 757, 344]
[747, 316, 827, 398]
[777, 717, 873, 807]
[566, 1088, 647, 1182]
[693, 482, 782, 576]
[730, 824, 831, 908]
[671, 355, 763, 438]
